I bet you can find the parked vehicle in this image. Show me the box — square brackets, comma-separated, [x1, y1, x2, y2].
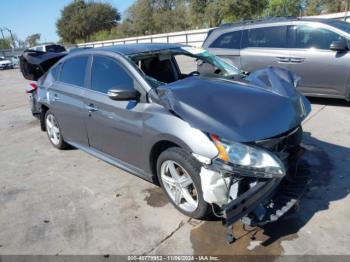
[20, 44, 311, 242]
[10, 56, 20, 67]
[203, 17, 350, 101]
[29, 44, 66, 53]
[0, 56, 13, 70]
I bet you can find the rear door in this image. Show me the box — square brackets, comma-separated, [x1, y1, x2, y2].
[48, 55, 90, 146]
[288, 23, 350, 97]
[240, 25, 291, 73]
[205, 29, 242, 68]
[84, 55, 145, 169]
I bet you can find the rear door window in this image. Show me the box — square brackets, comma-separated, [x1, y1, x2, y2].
[293, 25, 345, 50]
[60, 56, 88, 87]
[209, 30, 242, 49]
[242, 26, 288, 48]
[51, 64, 61, 80]
[91, 56, 134, 94]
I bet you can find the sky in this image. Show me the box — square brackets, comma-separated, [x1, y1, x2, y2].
[0, 0, 135, 43]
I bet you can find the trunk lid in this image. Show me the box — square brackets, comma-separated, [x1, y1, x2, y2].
[19, 50, 67, 80]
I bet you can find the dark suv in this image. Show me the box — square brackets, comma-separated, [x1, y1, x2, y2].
[203, 17, 350, 100]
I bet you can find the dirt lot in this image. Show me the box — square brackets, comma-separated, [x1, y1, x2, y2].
[0, 69, 350, 256]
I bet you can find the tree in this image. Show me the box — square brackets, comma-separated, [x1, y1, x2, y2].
[56, 0, 121, 43]
[305, 0, 346, 15]
[26, 33, 41, 47]
[125, 0, 154, 35]
[202, 0, 224, 27]
[0, 38, 11, 49]
[152, 0, 191, 33]
[123, 0, 191, 36]
[218, 0, 269, 23]
[324, 0, 346, 13]
[265, 0, 302, 17]
[305, 0, 323, 15]
[190, 0, 210, 28]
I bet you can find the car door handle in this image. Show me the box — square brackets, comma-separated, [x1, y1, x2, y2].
[290, 57, 305, 63]
[86, 104, 98, 112]
[276, 57, 290, 63]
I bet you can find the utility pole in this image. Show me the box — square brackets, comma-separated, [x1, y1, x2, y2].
[0, 28, 5, 41]
[345, 0, 350, 22]
[0, 28, 5, 57]
[4, 27, 15, 48]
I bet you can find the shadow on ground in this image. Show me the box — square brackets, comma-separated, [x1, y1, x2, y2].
[190, 132, 350, 255]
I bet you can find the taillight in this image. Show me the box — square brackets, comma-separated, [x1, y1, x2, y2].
[26, 82, 38, 94]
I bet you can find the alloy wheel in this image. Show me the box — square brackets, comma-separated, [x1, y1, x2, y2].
[160, 160, 199, 212]
[46, 113, 61, 146]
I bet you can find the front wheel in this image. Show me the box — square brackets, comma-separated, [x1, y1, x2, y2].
[45, 110, 68, 149]
[157, 147, 211, 219]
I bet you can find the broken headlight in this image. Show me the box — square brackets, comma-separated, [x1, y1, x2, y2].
[210, 135, 285, 178]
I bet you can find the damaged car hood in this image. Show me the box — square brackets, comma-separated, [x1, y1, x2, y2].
[156, 67, 311, 142]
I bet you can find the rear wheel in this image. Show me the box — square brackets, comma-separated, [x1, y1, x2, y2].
[45, 110, 68, 149]
[157, 147, 211, 219]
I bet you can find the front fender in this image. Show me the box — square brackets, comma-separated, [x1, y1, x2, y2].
[142, 104, 218, 174]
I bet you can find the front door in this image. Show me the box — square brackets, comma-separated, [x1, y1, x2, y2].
[288, 24, 350, 98]
[84, 55, 145, 169]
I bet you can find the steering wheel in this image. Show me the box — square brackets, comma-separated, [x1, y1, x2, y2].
[188, 71, 200, 76]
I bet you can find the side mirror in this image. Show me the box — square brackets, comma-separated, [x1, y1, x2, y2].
[330, 40, 348, 52]
[107, 88, 140, 101]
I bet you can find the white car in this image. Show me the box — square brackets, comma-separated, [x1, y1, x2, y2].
[0, 57, 13, 70]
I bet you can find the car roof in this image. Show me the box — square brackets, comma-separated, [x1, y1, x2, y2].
[90, 43, 185, 56]
[217, 17, 341, 30]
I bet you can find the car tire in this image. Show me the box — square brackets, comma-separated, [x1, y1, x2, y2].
[45, 110, 68, 149]
[156, 147, 211, 219]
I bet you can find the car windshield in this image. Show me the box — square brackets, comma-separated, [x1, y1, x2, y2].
[0, 57, 4, 61]
[130, 46, 243, 88]
[180, 47, 242, 77]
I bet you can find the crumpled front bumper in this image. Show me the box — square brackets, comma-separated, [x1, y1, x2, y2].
[200, 138, 309, 227]
[223, 177, 281, 226]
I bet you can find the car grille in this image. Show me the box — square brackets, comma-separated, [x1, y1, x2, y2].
[254, 126, 303, 153]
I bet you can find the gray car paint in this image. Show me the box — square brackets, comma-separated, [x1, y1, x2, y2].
[34, 44, 309, 183]
[204, 18, 350, 100]
[37, 48, 219, 181]
[155, 67, 310, 143]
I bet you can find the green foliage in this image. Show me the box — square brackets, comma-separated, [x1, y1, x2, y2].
[219, 0, 269, 22]
[305, 0, 346, 15]
[57, 0, 349, 44]
[305, 0, 323, 15]
[324, 0, 346, 13]
[124, 0, 191, 36]
[0, 38, 11, 49]
[56, 0, 120, 43]
[190, 0, 210, 28]
[26, 33, 41, 47]
[265, 0, 302, 17]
